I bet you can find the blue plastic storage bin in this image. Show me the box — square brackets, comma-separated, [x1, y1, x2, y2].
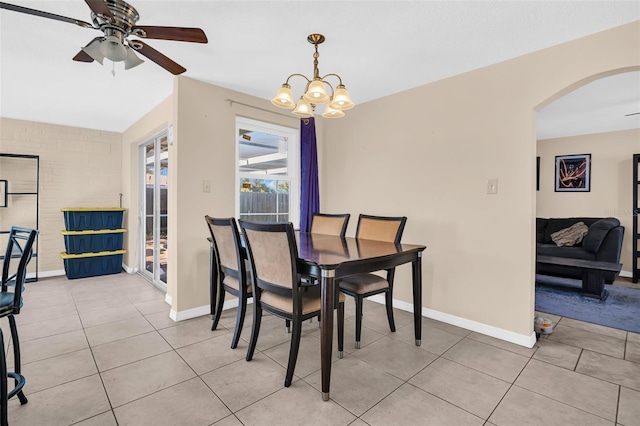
[62, 208, 126, 231]
[61, 229, 126, 254]
[60, 250, 126, 279]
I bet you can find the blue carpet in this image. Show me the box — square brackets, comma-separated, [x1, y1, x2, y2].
[535, 275, 640, 333]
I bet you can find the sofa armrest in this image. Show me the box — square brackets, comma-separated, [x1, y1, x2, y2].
[594, 226, 624, 263]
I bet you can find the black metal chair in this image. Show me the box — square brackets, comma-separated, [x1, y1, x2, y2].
[205, 216, 252, 349]
[240, 220, 345, 387]
[1, 226, 38, 426]
[338, 214, 406, 348]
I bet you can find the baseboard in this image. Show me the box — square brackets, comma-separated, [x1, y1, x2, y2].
[122, 263, 137, 274]
[368, 295, 536, 348]
[165, 293, 172, 305]
[169, 298, 246, 322]
[33, 269, 66, 279]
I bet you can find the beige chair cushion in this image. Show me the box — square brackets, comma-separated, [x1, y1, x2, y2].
[261, 290, 345, 315]
[311, 215, 346, 236]
[358, 218, 402, 242]
[223, 275, 252, 293]
[339, 273, 389, 294]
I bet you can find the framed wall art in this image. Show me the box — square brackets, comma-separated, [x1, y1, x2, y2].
[555, 154, 590, 192]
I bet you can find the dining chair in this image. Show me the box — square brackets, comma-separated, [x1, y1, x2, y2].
[205, 216, 252, 349]
[1, 226, 38, 422]
[310, 212, 350, 237]
[339, 214, 406, 348]
[240, 220, 345, 387]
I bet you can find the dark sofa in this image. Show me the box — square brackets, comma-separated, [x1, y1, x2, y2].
[536, 217, 624, 284]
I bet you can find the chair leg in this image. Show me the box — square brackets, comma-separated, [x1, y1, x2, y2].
[337, 302, 344, 358]
[385, 290, 396, 333]
[284, 318, 302, 387]
[355, 296, 363, 349]
[1, 329, 8, 426]
[231, 295, 248, 349]
[211, 289, 226, 331]
[285, 319, 291, 333]
[246, 304, 262, 362]
[9, 316, 27, 405]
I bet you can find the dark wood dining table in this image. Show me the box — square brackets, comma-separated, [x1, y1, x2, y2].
[296, 232, 426, 401]
[208, 231, 427, 401]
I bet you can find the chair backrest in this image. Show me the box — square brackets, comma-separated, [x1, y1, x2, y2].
[2, 227, 38, 313]
[356, 214, 407, 244]
[239, 220, 299, 296]
[205, 216, 245, 281]
[310, 213, 350, 237]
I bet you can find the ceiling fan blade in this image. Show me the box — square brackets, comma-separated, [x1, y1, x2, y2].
[73, 37, 104, 63]
[84, 0, 113, 19]
[132, 26, 208, 43]
[134, 41, 186, 75]
[0, 2, 93, 28]
[73, 50, 94, 63]
[625, 112, 640, 117]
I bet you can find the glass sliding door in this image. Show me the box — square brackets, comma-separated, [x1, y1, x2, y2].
[139, 132, 168, 291]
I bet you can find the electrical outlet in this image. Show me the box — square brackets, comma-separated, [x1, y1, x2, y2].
[487, 178, 498, 195]
[203, 180, 211, 193]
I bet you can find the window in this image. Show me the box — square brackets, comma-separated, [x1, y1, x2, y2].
[236, 117, 299, 227]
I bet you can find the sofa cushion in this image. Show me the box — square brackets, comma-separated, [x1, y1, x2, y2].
[536, 244, 596, 260]
[550, 222, 589, 247]
[536, 218, 547, 243]
[582, 217, 621, 254]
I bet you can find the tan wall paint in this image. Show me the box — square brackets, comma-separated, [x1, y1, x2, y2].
[321, 22, 639, 337]
[537, 129, 640, 272]
[171, 77, 304, 312]
[0, 118, 122, 273]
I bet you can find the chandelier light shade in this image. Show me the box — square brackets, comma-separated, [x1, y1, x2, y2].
[271, 34, 354, 118]
[271, 84, 295, 109]
[292, 97, 314, 117]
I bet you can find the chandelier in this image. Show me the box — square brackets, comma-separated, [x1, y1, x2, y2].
[271, 34, 354, 118]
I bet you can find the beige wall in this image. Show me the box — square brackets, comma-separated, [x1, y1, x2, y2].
[537, 128, 640, 272]
[0, 118, 122, 273]
[321, 22, 639, 339]
[170, 78, 305, 313]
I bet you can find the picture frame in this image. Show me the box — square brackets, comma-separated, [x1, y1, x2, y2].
[555, 154, 591, 192]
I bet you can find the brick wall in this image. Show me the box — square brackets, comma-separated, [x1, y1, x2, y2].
[0, 118, 122, 275]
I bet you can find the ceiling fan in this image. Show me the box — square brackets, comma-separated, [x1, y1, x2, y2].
[0, 0, 208, 75]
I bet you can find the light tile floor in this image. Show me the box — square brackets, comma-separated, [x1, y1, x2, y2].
[3, 273, 639, 426]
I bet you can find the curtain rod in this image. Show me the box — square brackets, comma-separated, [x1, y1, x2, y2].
[226, 99, 299, 120]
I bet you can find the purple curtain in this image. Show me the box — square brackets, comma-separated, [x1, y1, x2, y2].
[300, 117, 320, 232]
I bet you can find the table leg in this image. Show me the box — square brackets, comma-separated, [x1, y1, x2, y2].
[412, 253, 423, 346]
[320, 268, 335, 401]
[582, 269, 607, 300]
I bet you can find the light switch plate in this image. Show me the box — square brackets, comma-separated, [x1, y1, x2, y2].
[203, 180, 211, 193]
[487, 178, 498, 194]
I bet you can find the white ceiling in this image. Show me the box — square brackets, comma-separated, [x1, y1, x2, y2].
[1, 1, 639, 136]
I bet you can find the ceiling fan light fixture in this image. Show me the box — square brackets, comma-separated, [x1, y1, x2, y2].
[100, 34, 127, 62]
[81, 38, 105, 65]
[271, 84, 295, 109]
[124, 46, 144, 70]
